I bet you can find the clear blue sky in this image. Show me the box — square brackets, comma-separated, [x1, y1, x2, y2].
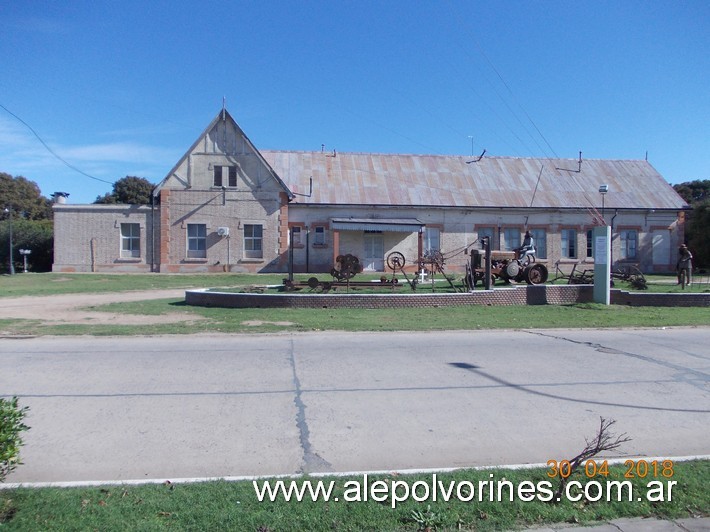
[1, 0, 708, 204]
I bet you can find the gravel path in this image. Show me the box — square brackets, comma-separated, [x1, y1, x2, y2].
[0, 289, 197, 326]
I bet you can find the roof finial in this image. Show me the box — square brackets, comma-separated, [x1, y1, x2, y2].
[222, 96, 226, 120]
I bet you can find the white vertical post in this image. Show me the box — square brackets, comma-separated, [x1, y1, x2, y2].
[593, 226, 611, 305]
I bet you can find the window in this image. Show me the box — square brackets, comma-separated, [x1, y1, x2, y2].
[503, 228, 520, 251]
[120, 223, 140, 258]
[477, 227, 495, 250]
[530, 229, 547, 259]
[244, 224, 263, 258]
[313, 226, 326, 246]
[561, 229, 577, 259]
[291, 226, 302, 246]
[586, 229, 593, 258]
[213, 165, 238, 187]
[620, 230, 638, 260]
[228, 166, 237, 187]
[187, 224, 207, 258]
[424, 227, 440, 254]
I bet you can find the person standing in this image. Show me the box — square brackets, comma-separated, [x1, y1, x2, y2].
[676, 244, 693, 287]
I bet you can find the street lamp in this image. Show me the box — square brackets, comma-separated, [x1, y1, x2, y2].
[3, 207, 14, 275]
[19, 249, 31, 273]
[598, 184, 609, 224]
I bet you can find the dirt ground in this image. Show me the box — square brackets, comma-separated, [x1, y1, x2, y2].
[0, 289, 198, 326]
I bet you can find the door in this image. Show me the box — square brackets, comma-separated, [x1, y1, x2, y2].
[652, 230, 670, 266]
[363, 232, 384, 271]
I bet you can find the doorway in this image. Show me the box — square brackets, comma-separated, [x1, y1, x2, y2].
[363, 232, 384, 271]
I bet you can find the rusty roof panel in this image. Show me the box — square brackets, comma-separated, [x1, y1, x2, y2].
[259, 151, 687, 210]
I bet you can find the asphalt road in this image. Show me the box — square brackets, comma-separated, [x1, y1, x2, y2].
[2, 328, 709, 483]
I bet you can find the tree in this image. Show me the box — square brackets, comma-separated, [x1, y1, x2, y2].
[674, 180, 710, 269]
[0, 218, 54, 273]
[0, 173, 54, 273]
[673, 179, 710, 205]
[0, 173, 53, 220]
[94, 176, 154, 205]
[686, 200, 710, 269]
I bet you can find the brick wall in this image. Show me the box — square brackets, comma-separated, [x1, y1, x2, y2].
[611, 290, 710, 307]
[53, 204, 156, 273]
[186, 285, 710, 309]
[186, 285, 594, 309]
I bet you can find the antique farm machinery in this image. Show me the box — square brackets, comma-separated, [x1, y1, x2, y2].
[463, 237, 549, 290]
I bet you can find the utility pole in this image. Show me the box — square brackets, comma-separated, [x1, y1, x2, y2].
[4, 207, 14, 275]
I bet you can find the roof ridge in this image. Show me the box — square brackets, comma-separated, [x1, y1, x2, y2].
[259, 149, 648, 162]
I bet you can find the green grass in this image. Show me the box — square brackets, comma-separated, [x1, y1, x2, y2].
[0, 273, 708, 337]
[1, 272, 707, 299]
[2, 461, 707, 531]
[1, 299, 708, 337]
[0, 273, 289, 298]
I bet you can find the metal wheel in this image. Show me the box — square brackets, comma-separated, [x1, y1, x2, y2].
[525, 263, 549, 285]
[386, 251, 406, 271]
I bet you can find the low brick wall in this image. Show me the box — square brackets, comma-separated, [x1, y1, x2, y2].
[611, 290, 710, 307]
[185, 285, 596, 309]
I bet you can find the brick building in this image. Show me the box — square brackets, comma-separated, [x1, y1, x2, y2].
[53, 108, 689, 274]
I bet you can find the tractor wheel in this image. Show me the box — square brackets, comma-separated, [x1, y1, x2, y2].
[525, 264, 549, 285]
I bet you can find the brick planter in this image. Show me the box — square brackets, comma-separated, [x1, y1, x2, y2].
[185, 285, 710, 309]
[185, 285, 595, 309]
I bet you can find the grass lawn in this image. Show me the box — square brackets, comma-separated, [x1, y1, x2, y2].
[0, 273, 708, 336]
[0, 273, 287, 298]
[7, 299, 705, 337]
[2, 461, 707, 531]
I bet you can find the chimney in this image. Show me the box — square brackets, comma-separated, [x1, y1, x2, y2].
[52, 192, 70, 204]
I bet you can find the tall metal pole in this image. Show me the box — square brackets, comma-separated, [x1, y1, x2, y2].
[4, 208, 14, 275]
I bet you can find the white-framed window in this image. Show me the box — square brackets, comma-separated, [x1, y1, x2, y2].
[244, 224, 263, 258]
[561, 229, 577, 259]
[503, 228, 521, 251]
[424, 227, 440, 254]
[313, 226, 326, 245]
[620, 230, 638, 260]
[120, 223, 140, 258]
[213, 165, 238, 187]
[477, 227, 495, 250]
[187, 223, 207, 258]
[291, 226, 302, 246]
[530, 229, 547, 259]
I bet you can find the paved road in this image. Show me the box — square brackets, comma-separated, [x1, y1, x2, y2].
[1, 328, 709, 483]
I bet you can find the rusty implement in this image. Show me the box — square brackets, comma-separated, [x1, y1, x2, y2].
[419, 250, 462, 292]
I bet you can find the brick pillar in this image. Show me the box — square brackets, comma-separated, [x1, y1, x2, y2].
[277, 192, 290, 269]
[159, 189, 171, 272]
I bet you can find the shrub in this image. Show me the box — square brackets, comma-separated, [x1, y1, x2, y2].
[0, 397, 29, 483]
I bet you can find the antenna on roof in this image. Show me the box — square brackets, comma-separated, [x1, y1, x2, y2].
[292, 177, 313, 198]
[555, 151, 582, 173]
[465, 149, 486, 164]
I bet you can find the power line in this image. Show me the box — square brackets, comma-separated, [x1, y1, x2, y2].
[0, 103, 115, 185]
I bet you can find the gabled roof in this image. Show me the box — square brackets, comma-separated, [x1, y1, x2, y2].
[154, 109, 292, 199]
[261, 151, 688, 211]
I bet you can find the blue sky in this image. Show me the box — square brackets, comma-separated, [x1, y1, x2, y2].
[1, 0, 708, 204]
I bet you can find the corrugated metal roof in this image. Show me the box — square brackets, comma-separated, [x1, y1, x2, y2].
[261, 151, 688, 210]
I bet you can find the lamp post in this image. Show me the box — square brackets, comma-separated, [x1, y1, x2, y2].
[4, 207, 14, 275]
[19, 249, 31, 273]
[598, 184, 609, 224]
